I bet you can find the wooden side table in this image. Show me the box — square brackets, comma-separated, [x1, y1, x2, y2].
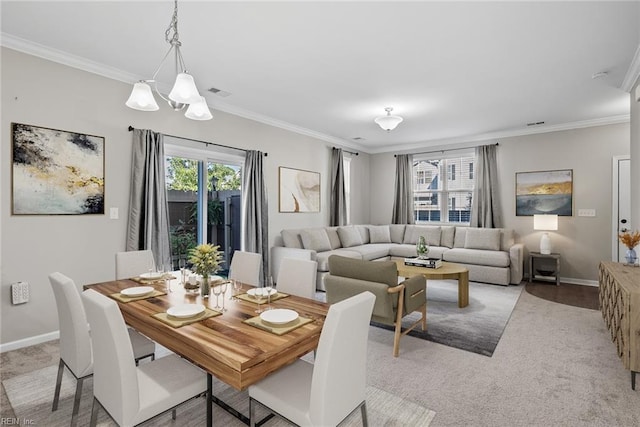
[529, 252, 560, 286]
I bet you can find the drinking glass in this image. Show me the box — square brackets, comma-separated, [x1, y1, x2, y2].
[178, 258, 187, 285]
[212, 285, 222, 310]
[253, 288, 265, 313]
[264, 277, 274, 310]
[220, 282, 228, 311]
[163, 263, 172, 293]
[232, 279, 242, 301]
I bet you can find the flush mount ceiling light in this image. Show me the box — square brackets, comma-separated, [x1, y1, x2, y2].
[374, 107, 403, 131]
[125, 0, 212, 120]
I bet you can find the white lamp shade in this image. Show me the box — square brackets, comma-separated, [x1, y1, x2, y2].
[533, 214, 558, 231]
[185, 96, 213, 120]
[374, 114, 403, 131]
[125, 82, 159, 111]
[168, 73, 201, 104]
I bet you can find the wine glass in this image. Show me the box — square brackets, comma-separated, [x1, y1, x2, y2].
[232, 279, 242, 301]
[220, 281, 228, 311]
[212, 284, 222, 310]
[252, 288, 265, 313]
[163, 263, 172, 293]
[264, 277, 274, 310]
[178, 258, 187, 285]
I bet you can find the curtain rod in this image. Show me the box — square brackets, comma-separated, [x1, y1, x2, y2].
[394, 142, 498, 157]
[128, 126, 268, 156]
[333, 147, 359, 156]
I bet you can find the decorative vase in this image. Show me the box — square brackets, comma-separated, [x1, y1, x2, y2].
[200, 276, 210, 297]
[416, 236, 429, 259]
[625, 248, 637, 266]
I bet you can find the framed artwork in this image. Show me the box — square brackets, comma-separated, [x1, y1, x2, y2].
[279, 166, 320, 213]
[515, 169, 573, 216]
[11, 123, 105, 215]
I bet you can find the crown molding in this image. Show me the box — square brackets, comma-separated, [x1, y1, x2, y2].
[621, 43, 640, 92]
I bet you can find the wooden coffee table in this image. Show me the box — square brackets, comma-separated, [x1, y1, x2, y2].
[395, 259, 469, 308]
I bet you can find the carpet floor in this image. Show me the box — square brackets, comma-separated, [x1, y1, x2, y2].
[372, 280, 523, 357]
[3, 363, 436, 426]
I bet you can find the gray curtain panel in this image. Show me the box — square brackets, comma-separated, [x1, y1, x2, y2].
[391, 154, 415, 224]
[471, 144, 503, 228]
[126, 129, 172, 268]
[330, 148, 347, 226]
[242, 150, 269, 285]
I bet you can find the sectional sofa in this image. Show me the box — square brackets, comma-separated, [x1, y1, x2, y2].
[271, 224, 524, 291]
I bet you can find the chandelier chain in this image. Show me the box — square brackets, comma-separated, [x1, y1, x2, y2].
[165, 0, 181, 47]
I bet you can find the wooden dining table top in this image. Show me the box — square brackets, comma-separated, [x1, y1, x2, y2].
[84, 277, 329, 391]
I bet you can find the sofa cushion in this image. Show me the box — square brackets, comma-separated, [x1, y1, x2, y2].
[356, 225, 370, 244]
[389, 224, 406, 244]
[453, 227, 467, 248]
[404, 225, 441, 246]
[441, 226, 455, 248]
[348, 243, 394, 261]
[300, 229, 332, 252]
[443, 248, 510, 268]
[338, 226, 364, 247]
[325, 227, 342, 250]
[281, 229, 303, 249]
[465, 228, 501, 251]
[369, 225, 391, 243]
[327, 255, 397, 288]
[315, 249, 363, 272]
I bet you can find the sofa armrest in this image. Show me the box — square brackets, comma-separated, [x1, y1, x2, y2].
[270, 246, 316, 283]
[400, 275, 426, 314]
[325, 275, 395, 320]
[509, 243, 524, 284]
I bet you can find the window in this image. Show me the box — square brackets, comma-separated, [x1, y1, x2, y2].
[413, 153, 475, 224]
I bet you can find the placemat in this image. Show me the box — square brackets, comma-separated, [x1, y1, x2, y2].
[243, 315, 313, 335]
[152, 308, 222, 328]
[109, 290, 166, 303]
[236, 291, 289, 304]
[131, 274, 176, 285]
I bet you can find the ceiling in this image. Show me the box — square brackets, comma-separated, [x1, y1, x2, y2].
[2, 1, 639, 154]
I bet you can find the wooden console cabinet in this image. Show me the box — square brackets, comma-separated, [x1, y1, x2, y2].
[598, 261, 640, 390]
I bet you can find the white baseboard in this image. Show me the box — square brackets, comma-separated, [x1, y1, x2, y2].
[0, 331, 59, 353]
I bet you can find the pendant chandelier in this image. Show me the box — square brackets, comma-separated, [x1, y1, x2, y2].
[374, 107, 403, 131]
[125, 0, 212, 120]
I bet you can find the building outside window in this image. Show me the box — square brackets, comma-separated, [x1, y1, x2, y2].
[413, 153, 475, 224]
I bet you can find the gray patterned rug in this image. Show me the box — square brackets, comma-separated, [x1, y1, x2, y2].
[3, 364, 435, 426]
[372, 280, 524, 356]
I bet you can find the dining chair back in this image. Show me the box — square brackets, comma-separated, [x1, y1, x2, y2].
[115, 249, 156, 280]
[249, 291, 375, 426]
[276, 258, 317, 299]
[82, 289, 207, 427]
[229, 250, 262, 286]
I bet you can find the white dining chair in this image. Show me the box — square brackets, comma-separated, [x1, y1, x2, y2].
[82, 289, 207, 427]
[249, 291, 375, 427]
[276, 258, 318, 299]
[115, 249, 156, 280]
[229, 250, 262, 286]
[49, 273, 155, 426]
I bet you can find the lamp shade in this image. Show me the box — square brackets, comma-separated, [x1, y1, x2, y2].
[168, 73, 201, 104]
[185, 96, 213, 120]
[125, 82, 159, 111]
[374, 114, 403, 131]
[533, 214, 558, 231]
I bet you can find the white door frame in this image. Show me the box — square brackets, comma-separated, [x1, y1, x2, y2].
[612, 155, 631, 261]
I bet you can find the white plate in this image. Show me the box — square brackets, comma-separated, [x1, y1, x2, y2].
[140, 271, 164, 280]
[260, 309, 298, 325]
[167, 304, 206, 319]
[247, 288, 277, 297]
[120, 286, 154, 297]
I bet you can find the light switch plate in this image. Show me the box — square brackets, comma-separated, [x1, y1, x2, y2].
[109, 207, 119, 219]
[578, 209, 596, 217]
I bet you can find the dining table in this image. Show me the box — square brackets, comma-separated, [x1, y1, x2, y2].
[84, 274, 329, 427]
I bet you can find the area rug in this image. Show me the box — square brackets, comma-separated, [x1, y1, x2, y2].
[372, 280, 524, 357]
[525, 282, 599, 310]
[3, 364, 436, 426]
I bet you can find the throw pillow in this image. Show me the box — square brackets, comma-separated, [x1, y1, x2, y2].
[369, 225, 391, 243]
[300, 229, 332, 252]
[464, 228, 501, 251]
[337, 226, 363, 248]
[440, 226, 455, 248]
[389, 224, 406, 243]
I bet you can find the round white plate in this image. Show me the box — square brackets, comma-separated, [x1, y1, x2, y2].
[247, 288, 277, 297]
[260, 309, 298, 325]
[120, 286, 154, 297]
[167, 304, 206, 319]
[140, 271, 164, 280]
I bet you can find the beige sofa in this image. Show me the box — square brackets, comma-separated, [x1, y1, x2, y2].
[271, 224, 524, 291]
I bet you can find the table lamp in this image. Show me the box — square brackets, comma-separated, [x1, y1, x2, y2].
[534, 214, 558, 255]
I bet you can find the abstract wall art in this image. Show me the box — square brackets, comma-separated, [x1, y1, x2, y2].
[11, 123, 105, 215]
[515, 169, 573, 216]
[278, 166, 320, 213]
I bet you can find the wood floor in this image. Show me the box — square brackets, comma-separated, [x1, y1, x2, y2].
[525, 281, 599, 310]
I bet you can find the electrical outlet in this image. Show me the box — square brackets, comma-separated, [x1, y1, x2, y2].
[11, 282, 29, 304]
[578, 209, 596, 217]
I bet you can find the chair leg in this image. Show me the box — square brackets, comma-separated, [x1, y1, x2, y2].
[90, 397, 100, 427]
[52, 359, 64, 411]
[393, 322, 401, 357]
[71, 376, 85, 427]
[172, 409, 177, 420]
[421, 303, 427, 331]
[360, 401, 369, 427]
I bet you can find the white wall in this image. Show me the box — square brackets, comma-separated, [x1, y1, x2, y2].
[0, 48, 369, 345]
[631, 77, 640, 238]
[370, 123, 630, 282]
